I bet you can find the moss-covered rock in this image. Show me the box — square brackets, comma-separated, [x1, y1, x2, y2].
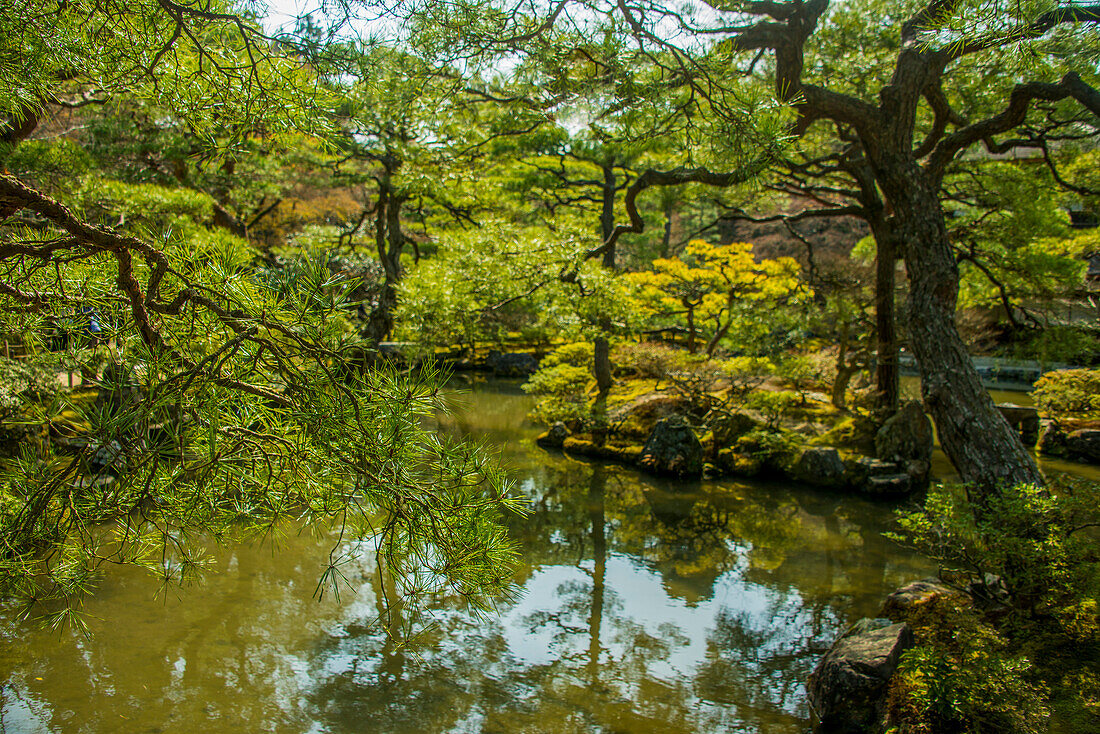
[791, 447, 849, 489]
[812, 414, 877, 453]
[717, 448, 764, 478]
[732, 428, 801, 474]
[562, 436, 643, 464]
[536, 421, 569, 448]
[638, 416, 704, 478]
[609, 391, 691, 440]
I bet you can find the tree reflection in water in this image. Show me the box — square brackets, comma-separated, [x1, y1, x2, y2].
[1, 382, 931, 733]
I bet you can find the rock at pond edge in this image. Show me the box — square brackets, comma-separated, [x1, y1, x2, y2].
[639, 416, 704, 478]
[536, 422, 569, 448]
[808, 618, 915, 734]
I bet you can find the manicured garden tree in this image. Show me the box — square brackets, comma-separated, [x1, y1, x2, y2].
[628, 239, 805, 356]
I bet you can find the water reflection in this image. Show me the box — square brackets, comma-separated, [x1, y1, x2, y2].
[2, 380, 932, 733]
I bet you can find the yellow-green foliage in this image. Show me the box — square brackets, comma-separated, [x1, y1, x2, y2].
[627, 239, 805, 353]
[77, 177, 214, 226]
[812, 415, 877, 451]
[6, 139, 93, 179]
[745, 389, 800, 429]
[1032, 369, 1100, 417]
[887, 597, 1050, 734]
[523, 342, 594, 426]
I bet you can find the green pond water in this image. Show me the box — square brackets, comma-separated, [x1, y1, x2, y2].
[2, 377, 1006, 734]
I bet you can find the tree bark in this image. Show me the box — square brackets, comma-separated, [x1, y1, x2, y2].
[873, 232, 899, 417]
[365, 167, 405, 345]
[878, 163, 1043, 489]
[593, 162, 617, 397]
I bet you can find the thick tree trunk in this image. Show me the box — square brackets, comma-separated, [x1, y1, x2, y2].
[873, 233, 899, 417]
[367, 280, 397, 344]
[885, 169, 1043, 489]
[366, 173, 405, 345]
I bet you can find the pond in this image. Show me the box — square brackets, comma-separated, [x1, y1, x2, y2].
[1, 379, 938, 733]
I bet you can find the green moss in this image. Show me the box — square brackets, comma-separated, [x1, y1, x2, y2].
[717, 448, 763, 477]
[562, 435, 643, 464]
[812, 414, 877, 452]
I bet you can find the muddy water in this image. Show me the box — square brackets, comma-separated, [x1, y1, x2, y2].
[1, 379, 934, 733]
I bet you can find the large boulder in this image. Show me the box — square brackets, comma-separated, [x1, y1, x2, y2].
[486, 350, 539, 377]
[639, 416, 704, 478]
[808, 618, 915, 733]
[792, 447, 848, 489]
[1066, 429, 1100, 464]
[863, 473, 912, 497]
[880, 579, 963, 622]
[711, 410, 763, 445]
[874, 401, 933, 464]
[1039, 422, 1100, 465]
[843, 456, 919, 497]
[608, 393, 692, 440]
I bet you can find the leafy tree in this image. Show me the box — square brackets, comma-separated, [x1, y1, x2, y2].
[628, 239, 805, 356]
[379, 0, 1100, 490]
[0, 0, 522, 624]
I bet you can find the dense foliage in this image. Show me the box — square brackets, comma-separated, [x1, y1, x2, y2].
[890, 480, 1100, 732]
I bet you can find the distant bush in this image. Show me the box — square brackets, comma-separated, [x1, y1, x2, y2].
[523, 342, 593, 426]
[1013, 325, 1100, 366]
[0, 357, 59, 422]
[613, 341, 679, 378]
[1031, 369, 1100, 417]
[613, 341, 774, 420]
[745, 390, 801, 429]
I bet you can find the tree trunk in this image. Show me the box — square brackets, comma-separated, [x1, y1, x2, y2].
[365, 172, 405, 345]
[832, 320, 854, 410]
[593, 334, 612, 396]
[661, 200, 674, 258]
[873, 233, 899, 417]
[883, 167, 1043, 489]
[592, 163, 617, 396]
[685, 308, 697, 354]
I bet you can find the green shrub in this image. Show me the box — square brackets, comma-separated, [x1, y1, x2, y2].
[745, 389, 800, 429]
[888, 601, 1049, 734]
[0, 357, 59, 422]
[889, 479, 1100, 731]
[732, 427, 800, 469]
[523, 342, 593, 426]
[1032, 368, 1100, 417]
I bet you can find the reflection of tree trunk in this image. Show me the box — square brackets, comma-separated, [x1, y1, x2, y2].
[821, 513, 839, 597]
[373, 561, 406, 683]
[586, 464, 607, 678]
[858, 525, 887, 596]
